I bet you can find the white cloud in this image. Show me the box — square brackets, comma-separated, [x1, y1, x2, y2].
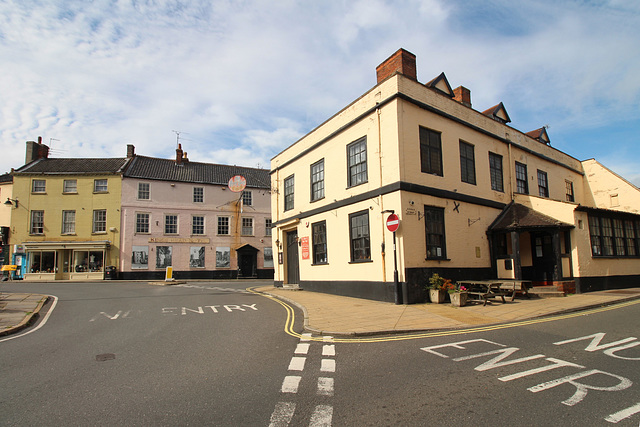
[0, 0, 638, 187]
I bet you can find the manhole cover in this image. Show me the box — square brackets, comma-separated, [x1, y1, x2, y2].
[96, 353, 116, 362]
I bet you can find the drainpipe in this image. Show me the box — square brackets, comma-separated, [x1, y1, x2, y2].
[376, 103, 387, 283]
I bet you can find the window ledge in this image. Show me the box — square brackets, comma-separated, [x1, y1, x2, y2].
[349, 259, 373, 264]
[425, 258, 451, 261]
[312, 262, 329, 266]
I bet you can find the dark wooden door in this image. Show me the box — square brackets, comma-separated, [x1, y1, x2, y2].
[286, 231, 300, 285]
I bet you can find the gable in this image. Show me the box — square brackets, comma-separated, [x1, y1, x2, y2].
[425, 72, 454, 97]
[482, 102, 511, 124]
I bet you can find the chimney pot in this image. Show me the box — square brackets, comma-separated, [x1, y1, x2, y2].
[127, 144, 135, 158]
[376, 48, 417, 84]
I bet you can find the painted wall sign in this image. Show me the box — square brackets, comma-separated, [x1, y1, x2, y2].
[301, 236, 310, 260]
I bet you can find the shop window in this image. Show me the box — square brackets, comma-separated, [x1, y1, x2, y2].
[28, 251, 55, 273]
[74, 250, 104, 272]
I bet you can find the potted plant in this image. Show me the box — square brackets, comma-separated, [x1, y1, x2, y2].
[427, 273, 451, 304]
[449, 284, 469, 307]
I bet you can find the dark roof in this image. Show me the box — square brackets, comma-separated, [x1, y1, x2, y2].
[425, 72, 454, 97]
[488, 202, 574, 232]
[482, 102, 511, 124]
[124, 156, 270, 189]
[0, 173, 12, 183]
[14, 158, 130, 175]
[525, 127, 550, 145]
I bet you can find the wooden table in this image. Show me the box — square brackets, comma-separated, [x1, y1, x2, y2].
[457, 280, 511, 306]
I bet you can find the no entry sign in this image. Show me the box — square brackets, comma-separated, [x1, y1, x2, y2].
[386, 213, 400, 232]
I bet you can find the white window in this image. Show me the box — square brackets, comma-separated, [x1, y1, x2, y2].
[93, 210, 106, 233]
[63, 180, 77, 193]
[138, 182, 150, 200]
[94, 179, 108, 192]
[241, 217, 254, 236]
[192, 216, 205, 235]
[30, 210, 44, 234]
[193, 187, 204, 203]
[136, 213, 149, 234]
[32, 179, 46, 193]
[241, 190, 252, 206]
[165, 214, 178, 234]
[62, 210, 75, 234]
[265, 218, 272, 236]
[217, 216, 230, 235]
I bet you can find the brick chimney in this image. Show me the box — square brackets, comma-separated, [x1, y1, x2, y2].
[453, 86, 471, 108]
[376, 48, 417, 84]
[176, 143, 183, 165]
[127, 144, 135, 158]
[25, 136, 50, 164]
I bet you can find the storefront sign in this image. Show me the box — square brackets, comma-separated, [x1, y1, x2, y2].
[301, 236, 310, 260]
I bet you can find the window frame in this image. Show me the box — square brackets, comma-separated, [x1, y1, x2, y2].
[265, 218, 272, 236]
[537, 170, 549, 198]
[347, 137, 368, 187]
[284, 175, 294, 211]
[138, 182, 150, 200]
[30, 210, 44, 235]
[63, 179, 77, 194]
[164, 214, 178, 235]
[489, 152, 504, 192]
[217, 216, 230, 235]
[310, 159, 325, 202]
[62, 210, 76, 234]
[565, 180, 575, 202]
[459, 140, 476, 185]
[312, 220, 328, 265]
[136, 212, 150, 234]
[241, 190, 252, 206]
[425, 206, 447, 260]
[193, 187, 204, 203]
[32, 179, 46, 193]
[241, 217, 254, 236]
[94, 179, 108, 193]
[419, 126, 443, 176]
[349, 210, 371, 262]
[515, 162, 528, 194]
[92, 209, 107, 234]
[588, 214, 640, 258]
[192, 215, 205, 235]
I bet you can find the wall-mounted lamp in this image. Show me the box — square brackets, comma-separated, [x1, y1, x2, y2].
[4, 198, 18, 208]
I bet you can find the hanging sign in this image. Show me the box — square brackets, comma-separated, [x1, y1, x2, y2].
[228, 175, 247, 192]
[301, 237, 310, 260]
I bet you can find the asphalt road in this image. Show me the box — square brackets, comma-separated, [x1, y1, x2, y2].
[1, 281, 639, 426]
[0, 280, 302, 426]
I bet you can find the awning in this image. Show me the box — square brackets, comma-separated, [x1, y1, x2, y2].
[235, 243, 259, 253]
[488, 202, 574, 233]
[22, 241, 111, 250]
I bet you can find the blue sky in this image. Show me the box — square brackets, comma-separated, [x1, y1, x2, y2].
[1, 0, 639, 186]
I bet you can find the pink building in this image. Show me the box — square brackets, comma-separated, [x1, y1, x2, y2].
[119, 145, 273, 280]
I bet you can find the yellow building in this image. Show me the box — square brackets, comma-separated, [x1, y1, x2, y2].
[1, 173, 14, 265]
[271, 48, 640, 302]
[10, 139, 130, 280]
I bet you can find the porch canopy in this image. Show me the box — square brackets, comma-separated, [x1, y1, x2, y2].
[487, 202, 574, 233]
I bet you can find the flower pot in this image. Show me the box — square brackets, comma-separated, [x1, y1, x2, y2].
[429, 289, 446, 304]
[450, 292, 468, 307]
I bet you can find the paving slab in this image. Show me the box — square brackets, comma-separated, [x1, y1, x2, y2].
[256, 286, 640, 336]
[0, 293, 49, 336]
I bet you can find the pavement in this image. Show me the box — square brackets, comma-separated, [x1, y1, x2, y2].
[2, 286, 640, 337]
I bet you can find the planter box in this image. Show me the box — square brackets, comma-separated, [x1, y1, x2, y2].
[450, 292, 468, 307]
[429, 289, 446, 304]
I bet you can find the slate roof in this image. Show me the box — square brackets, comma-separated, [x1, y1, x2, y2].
[124, 156, 270, 189]
[482, 102, 511, 124]
[14, 158, 130, 175]
[0, 173, 13, 183]
[488, 202, 574, 232]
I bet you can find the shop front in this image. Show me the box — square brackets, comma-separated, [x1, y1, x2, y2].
[22, 241, 111, 281]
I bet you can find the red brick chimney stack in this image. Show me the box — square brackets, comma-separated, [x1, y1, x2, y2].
[453, 86, 472, 108]
[376, 48, 417, 84]
[176, 143, 183, 164]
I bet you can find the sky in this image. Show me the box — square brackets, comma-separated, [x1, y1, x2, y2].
[1, 0, 639, 186]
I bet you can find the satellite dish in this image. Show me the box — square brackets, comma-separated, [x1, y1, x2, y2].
[228, 175, 247, 192]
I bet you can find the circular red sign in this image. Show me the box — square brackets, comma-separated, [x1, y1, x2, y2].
[386, 214, 400, 232]
[228, 175, 247, 192]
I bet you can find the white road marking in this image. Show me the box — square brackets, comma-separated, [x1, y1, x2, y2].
[321, 359, 336, 373]
[605, 402, 640, 423]
[323, 336, 334, 342]
[300, 333, 312, 341]
[309, 405, 333, 427]
[295, 343, 310, 355]
[0, 295, 58, 343]
[281, 376, 302, 393]
[317, 377, 334, 396]
[269, 402, 295, 427]
[322, 345, 335, 356]
[288, 357, 306, 371]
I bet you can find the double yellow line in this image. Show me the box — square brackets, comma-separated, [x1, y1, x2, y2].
[248, 288, 640, 344]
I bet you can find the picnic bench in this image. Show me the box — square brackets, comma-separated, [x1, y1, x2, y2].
[458, 280, 532, 305]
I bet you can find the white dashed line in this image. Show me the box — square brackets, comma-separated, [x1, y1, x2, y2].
[309, 405, 333, 427]
[320, 359, 336, 373]
[322, 345, 335, 356]
[317, 377, 334, 396]
[281, 376, 302, 393]
[288, 356, 306, 371]
[323, 336, 334, 342]
[295, 343, 311, 355]
[300, 333, 312, 341]
[269, 402, 296, 427]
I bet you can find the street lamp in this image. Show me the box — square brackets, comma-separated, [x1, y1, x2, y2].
[4, 198, 18, 208]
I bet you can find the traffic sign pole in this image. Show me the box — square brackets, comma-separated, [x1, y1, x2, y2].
[386, 213, 401, 305]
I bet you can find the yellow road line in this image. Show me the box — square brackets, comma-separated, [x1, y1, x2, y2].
[248, 288, 640, 344]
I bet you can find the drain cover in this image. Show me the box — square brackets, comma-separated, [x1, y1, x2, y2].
[96, 353, 116, 362]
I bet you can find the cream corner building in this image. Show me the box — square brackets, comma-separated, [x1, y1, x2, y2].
[270, 48, 640, 303]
